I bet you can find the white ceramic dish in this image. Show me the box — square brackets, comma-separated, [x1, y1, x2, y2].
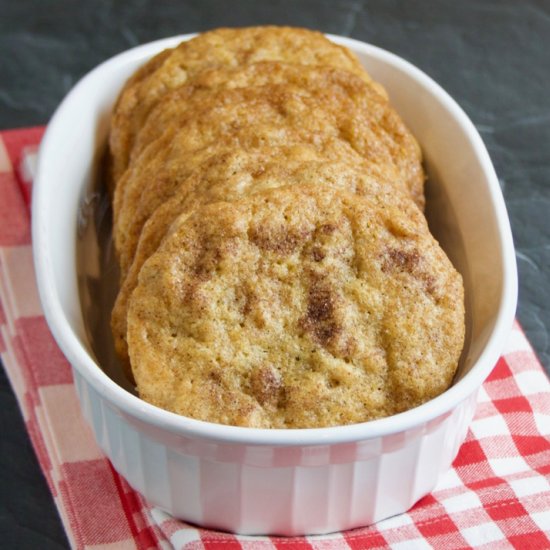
[32, 33, 517, 535]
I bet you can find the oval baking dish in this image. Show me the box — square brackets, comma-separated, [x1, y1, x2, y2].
[32, 33, 517, 535]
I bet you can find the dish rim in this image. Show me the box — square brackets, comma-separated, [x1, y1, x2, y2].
[32, 33, 518, 446]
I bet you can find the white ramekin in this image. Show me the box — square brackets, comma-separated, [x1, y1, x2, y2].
[32, 34, 517, 536]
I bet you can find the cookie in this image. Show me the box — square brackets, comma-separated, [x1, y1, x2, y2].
[130, 62, 420, 203]
[126, 184, 464, 428]
[109, 26, 376, 185]
[112, 149, 418, 374]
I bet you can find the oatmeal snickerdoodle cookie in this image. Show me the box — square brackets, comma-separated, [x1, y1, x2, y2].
[126, 185, 464, 428]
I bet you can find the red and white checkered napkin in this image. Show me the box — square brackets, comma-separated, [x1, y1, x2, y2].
[1, 127, 549, 549]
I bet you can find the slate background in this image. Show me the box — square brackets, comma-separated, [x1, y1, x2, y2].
[0, 1, 548, 547]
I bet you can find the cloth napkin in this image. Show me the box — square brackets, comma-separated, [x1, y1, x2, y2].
[1, 126, 549, 550]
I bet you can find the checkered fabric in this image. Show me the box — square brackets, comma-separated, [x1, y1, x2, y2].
[1, 126, 549, 549]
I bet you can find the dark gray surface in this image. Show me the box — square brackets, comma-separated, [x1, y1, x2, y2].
[0, 1, 548, 548]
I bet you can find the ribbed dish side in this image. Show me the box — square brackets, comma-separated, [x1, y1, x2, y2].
[73, 366, 478, 535]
